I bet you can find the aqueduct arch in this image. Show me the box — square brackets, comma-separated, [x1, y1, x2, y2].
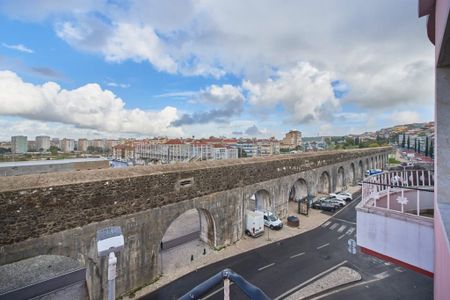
[358, 160, 364, 180]
[289, 178, 308, 201]
[252, 189, 272, 211]
[349, 163, 356, 185]
[336, 166, 345, 191]
[318, 171, 331, 194]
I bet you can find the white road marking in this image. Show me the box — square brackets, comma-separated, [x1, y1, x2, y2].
[346, 227, 355, 235]
[337, 225, 347, 233]
[329, 223, 339, 230]
[332, 217, 356, 225]
[321, 221, 331, 228]
[258, 263, 275, 271]
[290, 252, 306, 259]
[338, 234, 346, 240]
[310, 271, 390, 300]
[274, 260, 348, 300]
[316, 243, 330, 250]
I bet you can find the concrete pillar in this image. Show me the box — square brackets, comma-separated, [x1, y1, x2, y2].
[434, 67, 450, 299]
[436, 67, 450, 205]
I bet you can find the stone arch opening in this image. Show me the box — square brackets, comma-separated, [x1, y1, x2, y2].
[250, 189, 272, 211]
[366, 158, 369, 171]
[318, 171, 331, 194]
[336, 166, 345, 191]
[160, 208, 216, 274]
[371, 157, 374, 169]
[289, 178, 308, 202]
[358, 160, 364, 180]
[349, 163, 355, 185]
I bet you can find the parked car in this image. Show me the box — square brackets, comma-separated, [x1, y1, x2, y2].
[330, 191, 353, 202]
[262, 211, 283, 230]
[312, 199, 339, 212]
[324, 196, 346, 207]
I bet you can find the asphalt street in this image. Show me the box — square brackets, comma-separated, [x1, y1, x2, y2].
[141, 196, 433, 300]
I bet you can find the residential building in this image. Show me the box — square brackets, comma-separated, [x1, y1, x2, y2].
[211, 144, 238, 160]
[105, 140, 119, 151]
[281, 130, 302, 148]
[302, 136, 327, 151]
[61, 138, 75, 153]
[112, 144, 135, 161]
[78, 139, 89, 152]
[51, 138, 60, 149]
[236, 139, 259, 157]
[36, 136, 51, 151]
[11, 136, 27, 154]
[27, 141, 37, 152]
[256, 138, 280, 156]
[92, 139, 106, 150]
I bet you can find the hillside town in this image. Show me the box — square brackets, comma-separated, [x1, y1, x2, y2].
[0, 122, 434, 168]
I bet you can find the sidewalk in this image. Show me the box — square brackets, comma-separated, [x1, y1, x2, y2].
[126, 187, 361, 299]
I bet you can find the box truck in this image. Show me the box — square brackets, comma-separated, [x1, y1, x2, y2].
[245, 210, 264, 237]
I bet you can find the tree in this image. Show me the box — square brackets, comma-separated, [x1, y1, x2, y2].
[417, 139, 421, 154]
[401, 132, 406, 148]
[430, 140, 434, 158]
[414, 139, 417, 152]
[407, 136, 410, 149]
[49, 145, 59, 155]
[425, 136, 429, 157]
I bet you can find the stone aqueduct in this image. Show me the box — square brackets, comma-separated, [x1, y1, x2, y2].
[0, 147, 391, 299]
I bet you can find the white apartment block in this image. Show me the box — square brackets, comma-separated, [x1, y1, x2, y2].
[36, 136, 50, 151]
[61, 139, 75, 153]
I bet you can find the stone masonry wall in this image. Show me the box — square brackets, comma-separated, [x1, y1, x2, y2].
[0, 147, 391, 246]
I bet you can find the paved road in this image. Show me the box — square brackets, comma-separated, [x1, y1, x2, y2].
[142, 196, 433, 300]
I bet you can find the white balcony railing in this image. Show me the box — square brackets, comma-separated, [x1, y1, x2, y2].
[361, 169, 434, 218]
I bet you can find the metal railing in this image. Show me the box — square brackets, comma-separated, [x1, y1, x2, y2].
[179, 268, 270, 300]
[362, 169, 434, 217]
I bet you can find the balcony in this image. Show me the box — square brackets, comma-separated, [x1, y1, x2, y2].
[356, 169, 434, 277]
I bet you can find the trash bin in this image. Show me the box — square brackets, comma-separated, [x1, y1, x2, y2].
[287, 215, 299, 227]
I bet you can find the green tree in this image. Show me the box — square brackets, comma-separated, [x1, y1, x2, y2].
[407, 136, 410, 149]
[49, 145, 59, 155]
[425, 136, 429, 157]
[401, 132, 406, 148]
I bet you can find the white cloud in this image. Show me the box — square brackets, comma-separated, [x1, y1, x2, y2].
[0, 70, 181, 136]
[243, 62, 339, 124]
[386, 110, 421, 124]
[106, 82, 130, 88]
[172, 84, 245, 126]
[0, 0, 435, 132]
[2, 43, 34, 53]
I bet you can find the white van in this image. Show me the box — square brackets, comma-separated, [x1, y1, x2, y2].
[245, 210, 264, 237]
[263, 211, 283, 230]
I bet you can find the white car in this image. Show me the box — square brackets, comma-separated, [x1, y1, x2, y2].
[262, 211, 283, 230]
[330, 191, 353, 202]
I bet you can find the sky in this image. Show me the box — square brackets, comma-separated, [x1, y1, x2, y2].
[0, 0, 435, 141]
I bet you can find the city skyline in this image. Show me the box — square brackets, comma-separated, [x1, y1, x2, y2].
[0, 1, 434, 140]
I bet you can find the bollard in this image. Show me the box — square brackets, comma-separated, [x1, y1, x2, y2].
[203, 248, 206, 255]
[191, 254, 194, 261]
